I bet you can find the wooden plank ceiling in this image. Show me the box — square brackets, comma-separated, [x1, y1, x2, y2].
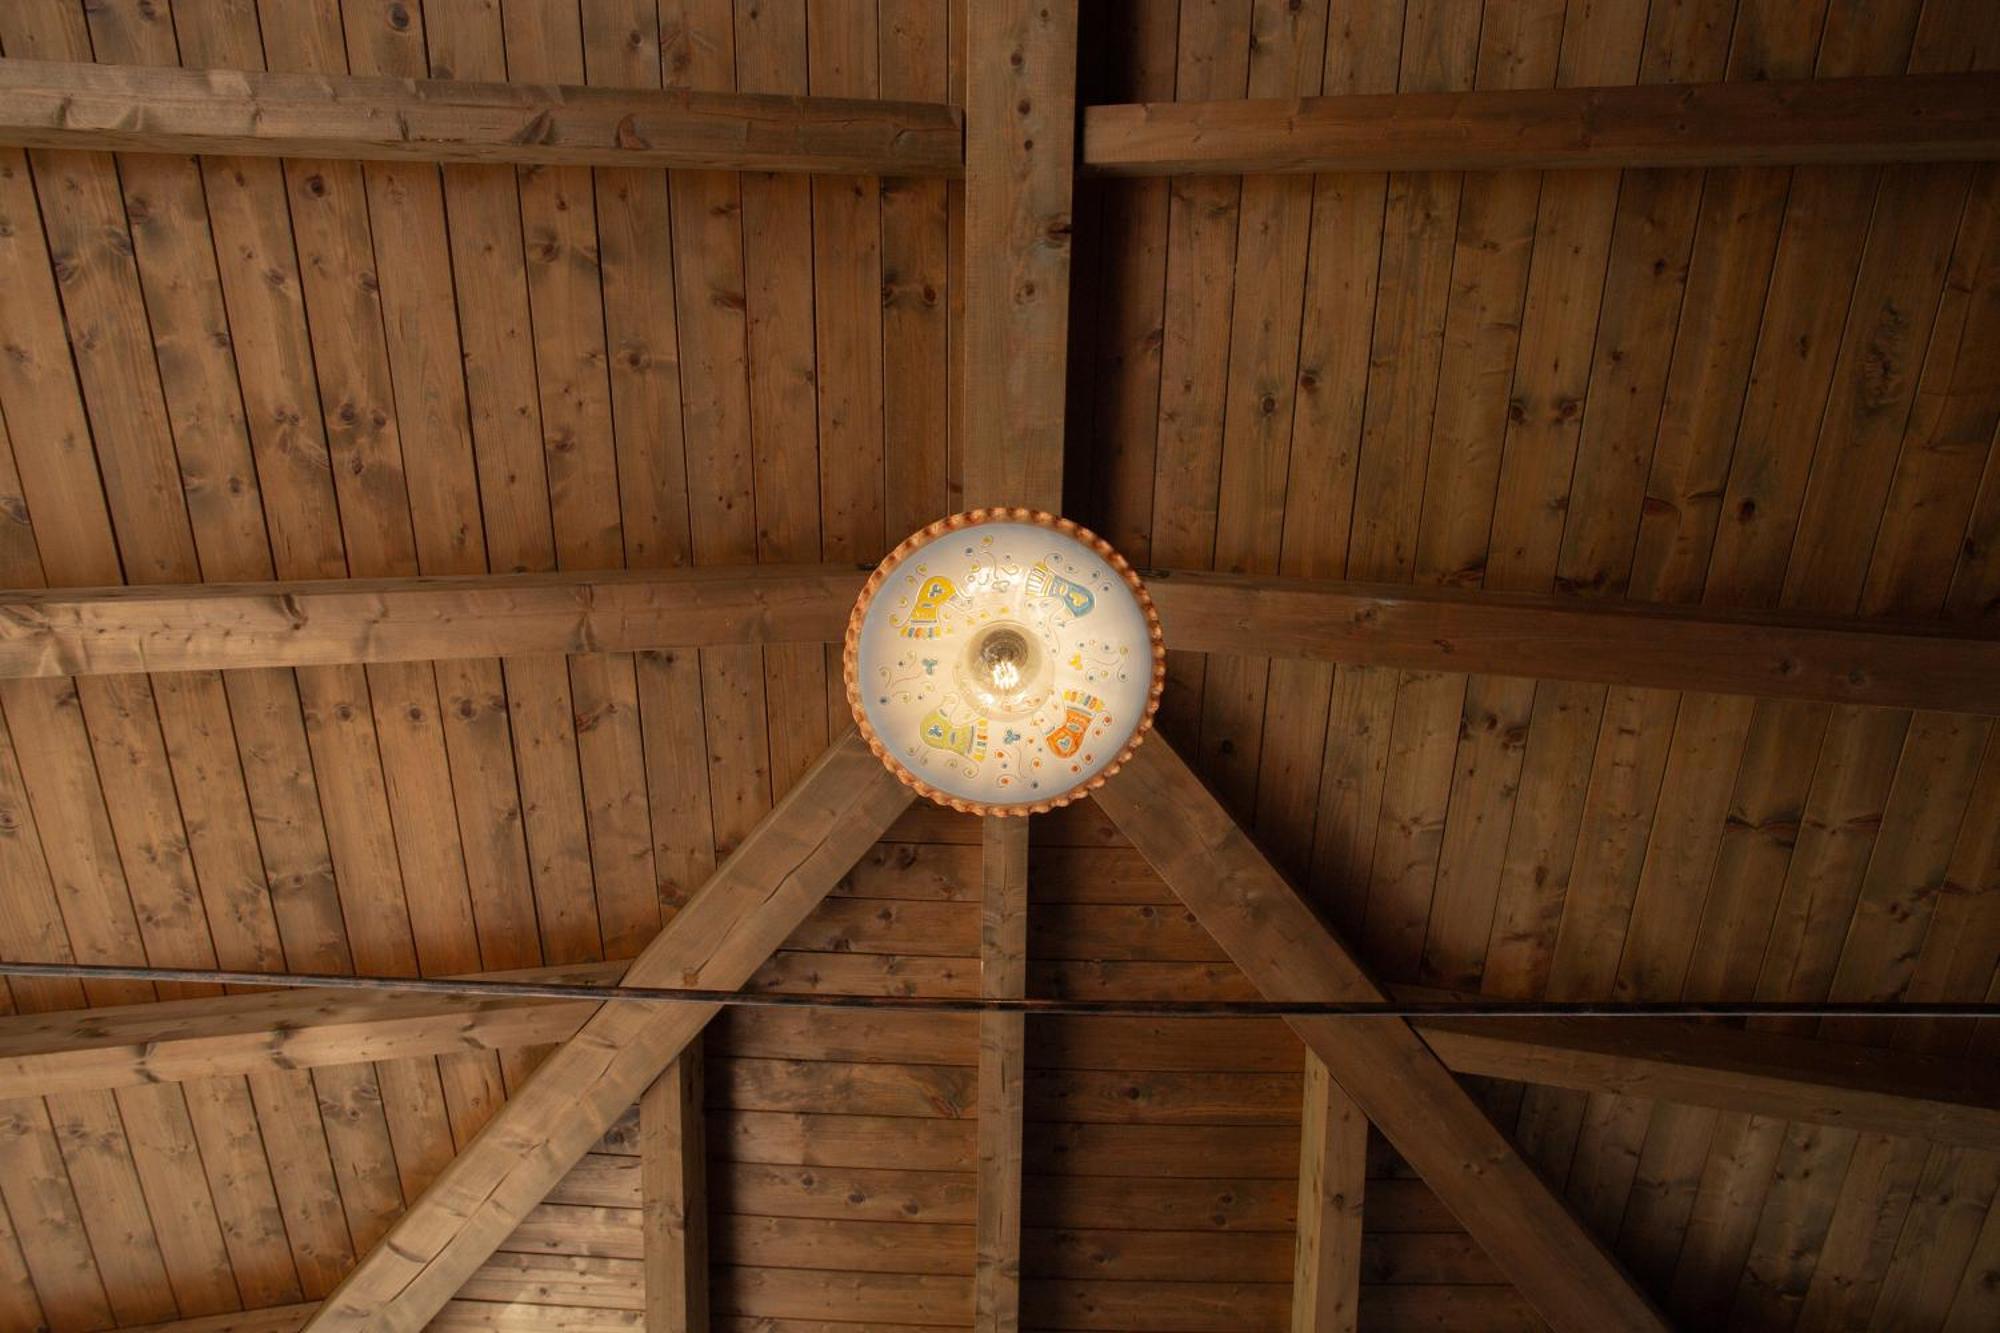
[0, 0, 1995, 1330]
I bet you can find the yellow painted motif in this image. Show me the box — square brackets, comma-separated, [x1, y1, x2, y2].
[921, 708, 988, 761]
[895, 575, 963, 639]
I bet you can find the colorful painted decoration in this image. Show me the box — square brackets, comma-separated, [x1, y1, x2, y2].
[1026, 561, 1096, 618]
[920, 707, 988, 760]
[844, 510, 1165, 814]
[895, 575, 964, 638]
[1045, 690, 1102, 759]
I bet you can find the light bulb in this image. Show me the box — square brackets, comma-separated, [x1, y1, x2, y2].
[979, 628, 1027, 691]
[957, 621, 1049, 717]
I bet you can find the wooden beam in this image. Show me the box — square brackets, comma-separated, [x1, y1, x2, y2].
[115, 1299, 640, 1331]
[1146, 571, 2000, 715]
[975, 816, 1028, 1331]
[1081, 71, 2000, 176]
[9, 959, 2000, 1151]
[302, 731, 911, 1332]
[120, 1305, 316, 1331]
[960, 0, 1077, 510]
[9, 567, 1994, 717]
[0, 565, 864, 678]
[0, 960, 615, 1098]
[641, 1048, 707, 1332]
[0, 57, 963, 176]
[1412, 1015, 2000, 1150]
[1094, 738, 1667, 1331]
[1293, 1052, 1364, 1333]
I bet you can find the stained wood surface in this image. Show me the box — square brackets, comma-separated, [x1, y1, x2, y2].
[8, 566, 1993, 718]
[1145, 572, 2000, 714]
[1096, 736, 1667, 1331]
[0, 567, 865, 676]
[959, 0, 1077, 510]
[640, 1051, 707, 1331]
[8, 960, 1996, 1150]
[1066, 3, 2000, 1325]
[1292, 1051, 1364, 1332]
[0, 0, 1996, 1328]
[1082, 71, 2000, 176]
[306, 732, 911, 1331]
[0, 56, 963, 175]
[976, 816, 1029, 1330]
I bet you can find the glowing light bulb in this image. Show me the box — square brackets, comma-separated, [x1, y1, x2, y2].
[958, 621, 1048, 717]
[980, 629, 1027, 692]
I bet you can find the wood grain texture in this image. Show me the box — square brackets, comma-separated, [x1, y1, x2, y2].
[0, 566, 865, 676]
[642, 1050, 708, 1331]
[1419, 1015, 2000, 1151]
[1082, 71, 2000, 175]
[0, 55, 962, 174]
[11, 958, 1996, 1147]
[1292, 1050, 1363, 1333]
[960, 0, 1077, 510]
[303, 732, 911, 1331]
[1094, 735, 1666, 1331]
[977, 815, 1028, 1331]
[5, 566, 1992, 715]
[1146, 571, 2000, 713]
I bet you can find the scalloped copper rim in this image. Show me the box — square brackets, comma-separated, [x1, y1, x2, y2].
[843, 509, 1168, 817]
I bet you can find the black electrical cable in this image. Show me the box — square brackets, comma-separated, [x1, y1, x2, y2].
[1, 959, 1994, 1020]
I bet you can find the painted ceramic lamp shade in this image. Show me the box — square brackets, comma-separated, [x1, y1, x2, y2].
[844, 510, 1167, 814]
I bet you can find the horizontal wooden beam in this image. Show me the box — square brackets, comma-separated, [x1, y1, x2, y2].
[6, 965, 1998, 1150]
[114, 1300, 630, 1331]
[0, 961, 616, 1098]
[121, 1302, 315, 1331]
[1081, 71, 2000, 176]
[1145, 572, 2000, 715]
[4, 567, 1993, 714]
[1414, 1015, 2000, 1151]
[0, 57, 964, 176]
[0, 565, 866, 676]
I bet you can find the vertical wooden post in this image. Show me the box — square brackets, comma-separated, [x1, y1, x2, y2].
[975, 815, 1030, 1331]
[962, 0, 1079, 512]
[643, 1044, 708, 1332]
[1293, 1051, 1366, 1332]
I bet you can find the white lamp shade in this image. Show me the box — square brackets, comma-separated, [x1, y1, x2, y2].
[844, 510, 1166, 814]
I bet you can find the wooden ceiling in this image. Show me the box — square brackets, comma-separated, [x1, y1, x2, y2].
[0, 0, 1996, 1330]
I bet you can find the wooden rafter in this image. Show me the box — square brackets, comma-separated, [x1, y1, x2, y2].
[960, 6, 1077, 1329]
[4, 567, 1994, 714]
[1082, 71, 2000, 176]
[298, 731, 912, 1331]
[1292, 1052, 1364, 1333]
[0, 56, 964, 175]
[10, 964, 2000, 1151]
[641, 1050, 707, 1332]
[1143, 572, 2000, 714]
[0, 566, 864, 677]
[975, 816, 1029, 1329]
[1094, 736, 1668, 1330]
[959, 0, 1077, 511]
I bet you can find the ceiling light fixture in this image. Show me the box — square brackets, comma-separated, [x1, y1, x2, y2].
[843, 509, 1166, 814]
